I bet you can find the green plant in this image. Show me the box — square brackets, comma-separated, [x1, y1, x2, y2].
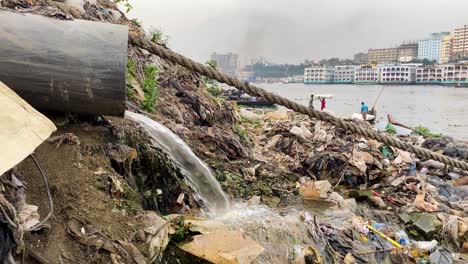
[113, 0, 133, 13]
[240, 116, 262, 128]
[130, 18, 141, 26]
[126, 59, 136, 98]
[233, 123, 250, 143]
[149, 27, 170, 46]
[127, 59, 136, 81]
[203, 60, 222, 97]
[414, 126, 442, 138]
[141, 66, 159, 112]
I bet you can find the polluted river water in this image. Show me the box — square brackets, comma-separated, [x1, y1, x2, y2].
[126, 111, 359, 263]
[261, 83, 468, 140]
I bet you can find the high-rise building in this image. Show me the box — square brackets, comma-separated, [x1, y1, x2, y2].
[353, 52, 368, 64]
[398, 43, 418, 63]
[367, 48, 399, 64]
[453, 25, 468, 60]
[440, 35, 454, 64]
[210, 52, 239, 76]
[418, 32, 451, 63]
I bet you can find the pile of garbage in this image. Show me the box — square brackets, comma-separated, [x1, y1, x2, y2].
[0, 0, 466, 263]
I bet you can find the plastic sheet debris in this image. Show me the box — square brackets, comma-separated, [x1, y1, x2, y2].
[421, 159, 445, 170]
[0, 82, 56, 176]
[239, 109, 263, 121]
[290, 125, 313, 140]
[47, 133, 80, 149]
[429, 247, 454, 264]
[177, 230, 265, 264]
[136, 212, 171, 261]
[67, 217, 146, 263]
[298, 180, 332, 200]
[265, 110, 289, 121]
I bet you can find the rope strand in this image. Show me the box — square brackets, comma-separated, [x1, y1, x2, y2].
[129, 34, 468, 171]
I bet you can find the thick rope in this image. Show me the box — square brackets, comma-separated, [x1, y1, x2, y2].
[129, 34, 468, 171]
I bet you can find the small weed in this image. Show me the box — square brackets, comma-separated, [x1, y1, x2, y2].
[126, 59, 136, 98]
[130, 18, 141, 26]
[113, 0, 133, 13]
[233, 123, 250, 143]
[203, 61, 222, 97]
[149, 27, 170, 46]
[240, 116, 262, 129]
[141, 66, 159, 112]
[414, 126, 442, 138]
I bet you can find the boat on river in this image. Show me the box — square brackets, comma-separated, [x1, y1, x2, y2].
[235, 100, 275, 107]
[221, 88, 275, 107]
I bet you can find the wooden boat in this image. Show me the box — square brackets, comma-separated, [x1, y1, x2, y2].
[235, 100, 275, 107]
[351, 107, 377, 122]
[351, 113, 376, 121]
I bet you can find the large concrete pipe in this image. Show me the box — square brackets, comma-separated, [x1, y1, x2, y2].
[0, 11, 128, 116]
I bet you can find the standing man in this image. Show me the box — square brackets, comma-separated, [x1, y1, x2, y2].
[309, 94, 314, 109]
[320, 98, 326, 111]
[361, 102, 368, 121]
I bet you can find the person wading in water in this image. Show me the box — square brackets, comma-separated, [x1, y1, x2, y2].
[309, 94, 314, 109]
[361, 102, 368, 121]
[320, 97, 326, 111]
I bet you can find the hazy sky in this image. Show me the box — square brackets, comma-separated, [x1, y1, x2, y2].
[129, 0, 468, 64]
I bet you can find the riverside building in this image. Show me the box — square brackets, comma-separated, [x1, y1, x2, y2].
[418, 32, 451, 63]
[367, 48, 399, 64]
[380, 65, 416, 84]
[354, 65, 380, 84]
[416, 65, 443, 84]
[304, 65, 335, 84]
[442, 64, 468, 84]
[453, 25, 468, 60]
[333, 66, 355, 83]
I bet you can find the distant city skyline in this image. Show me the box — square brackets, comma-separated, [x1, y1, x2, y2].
[129, 0, 468, 64]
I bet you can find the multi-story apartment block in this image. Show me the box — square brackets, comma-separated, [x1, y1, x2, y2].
[368, 48, 399, 64]
[380, 65, 416, 84]
[416, 65, 444, 84]
[418, 32, 451, 63]
[333, 66, 355, 83]
[453, 25, 468, 60]
[304, 65, 335, 84]
[354, 65, 380, 84]
[210, 52, 239, 77]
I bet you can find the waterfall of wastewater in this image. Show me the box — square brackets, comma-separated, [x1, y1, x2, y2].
[126, 111, 358, 263]
[125, 111, 230, 214]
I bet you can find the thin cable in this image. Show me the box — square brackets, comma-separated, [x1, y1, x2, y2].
[28, 154, 54, 232]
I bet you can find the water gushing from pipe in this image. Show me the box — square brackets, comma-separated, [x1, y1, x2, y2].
[125, 111, 230, 214]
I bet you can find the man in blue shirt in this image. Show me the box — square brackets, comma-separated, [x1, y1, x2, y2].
[361, 102, 368, 121]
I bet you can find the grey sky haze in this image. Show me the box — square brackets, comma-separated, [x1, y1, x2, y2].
[129, 0, 468, 64]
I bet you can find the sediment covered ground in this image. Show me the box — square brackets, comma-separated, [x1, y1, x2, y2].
[0, 1, 467, 263]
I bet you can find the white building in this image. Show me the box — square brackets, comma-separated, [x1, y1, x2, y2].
[354, 65, 380, 84]
[380, 65, 416, 84]
[304, 65, 335, 84]
[442, 64, 468, 84]
[416, 65, 443, 84]
[334, 66, 355, 83]
[418, 32, 451, 63]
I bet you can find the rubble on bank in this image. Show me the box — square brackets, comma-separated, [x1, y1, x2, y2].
[0, 0, 466, 263]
